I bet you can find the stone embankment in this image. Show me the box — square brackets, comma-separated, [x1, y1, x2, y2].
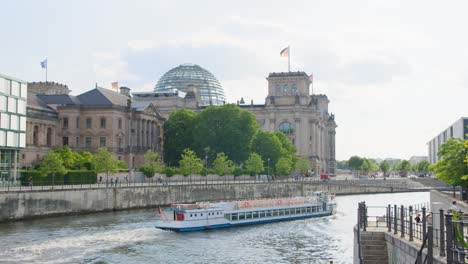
[0, 180, 410, 222]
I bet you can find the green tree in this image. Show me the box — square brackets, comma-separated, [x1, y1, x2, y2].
[179, 149, 203, 177]
[194, 104, 258, 164]
[39, 151, 67, 186]
[360, 159, 371, 174]
[142, 150, 163, 178]
[212, 152, 234, 176]
[76, 151, 94, 170]
[245, 153, 264, 176]
[93, 147, 118, 187]
[432, 138, 468, 186]
[399, 160, 411, 176]
[294, 157, 311, 176]
[53, 146, 80, 169]
[251, 131, 283, 170]
[336, 160, 349, 170]
[116, 160, 128, 170]
[348, 156, 363, 174]
[379, 160, 390, 177]
[276, 157, 293, 176]
[163, 109, 197, 166]
[368, 159, 380, 173]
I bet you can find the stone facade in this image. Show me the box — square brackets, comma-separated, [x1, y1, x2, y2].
[21, 83, 164, 169]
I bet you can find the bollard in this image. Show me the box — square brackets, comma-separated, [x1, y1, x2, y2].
[459, 221, 465, 263]
[445, 214, 453, 263]
[364, 203, 367, 231]
[388, 204, 392, 232]
[394, 204, 398, 234]
[401, 205, 405, 238]
[439, 209, 445, 257]
[422, 207, 427, 243]
[409, 206, 413, 241]
[427, 225, 434, 264]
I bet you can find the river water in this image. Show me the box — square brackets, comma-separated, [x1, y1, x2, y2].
[0, 192, 429, 264]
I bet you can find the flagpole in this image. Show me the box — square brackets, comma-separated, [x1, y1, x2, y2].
[288, 45, 291, 72]
[45, 66, 47, 82]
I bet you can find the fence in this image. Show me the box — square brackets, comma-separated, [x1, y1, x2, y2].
[357, 201, 468, 264]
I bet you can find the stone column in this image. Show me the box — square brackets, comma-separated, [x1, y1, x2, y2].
[294, 118, 301, 154]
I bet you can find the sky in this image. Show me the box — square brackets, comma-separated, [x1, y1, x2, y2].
[1, 0, 467, 161]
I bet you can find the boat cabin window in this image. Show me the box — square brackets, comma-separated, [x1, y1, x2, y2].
[232, 213, 238, 221]
[246, 212, 252, 219]
[239, 213, 245, 220]
[306, 207, 311, 213]
[312, 206, 317, 212]
[285, 209, 290, 215]
[279, 210, 284, 216]
[296, 208, 301, 214]
[253, 212, 259, 218]
[259, 212, 265, 217]
[272, 210, 278, 216]
[195, 214, 198, 217]
[201, 213, 203, 216]
[190, 214, 193, 217]
[300, 208, 305, 213]
[266, 211, 272, 217]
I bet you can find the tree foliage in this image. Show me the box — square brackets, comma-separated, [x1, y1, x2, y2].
[348, 156, 363, 171]
[93, 147, 118, 184]
[39, 152, 68, 178]
[179, 149, 203, 176]
[193, 104, 258, 164]
[379, 160, 390, 175]
[245, 153, 264, 176]
[294, 157, 311, 176]
[142, 150, 162, 178]
[251, 131, 283, 170]
[276, 157, 293, 176]
[163, 109, 197, 167]
[432, 138, 468, 186]
[212, 152, 234, 176]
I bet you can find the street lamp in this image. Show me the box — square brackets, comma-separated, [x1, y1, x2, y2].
[267, 158, 270, 181]
[205, 155, 208, 185]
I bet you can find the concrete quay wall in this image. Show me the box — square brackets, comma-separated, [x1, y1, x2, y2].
[0, 182, 398, 222]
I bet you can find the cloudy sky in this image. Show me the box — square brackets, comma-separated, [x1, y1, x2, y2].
[1, 0, 467, 161]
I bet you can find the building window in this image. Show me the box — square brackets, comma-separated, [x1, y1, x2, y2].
[100, 118, 106, 129]
[46, 128, 52, 147]
[85, 137, 92, 148]
[117, 137, 123, 148]
[118, 118, 122, 129]
[291, 84, 298, 93]
[86, 118, 92, 129]
[279, 122, 294, 135]
[33, 126, 39, 146]
[63, 117, 68, 129]
[99, 137, 106, 147]
[63, 137, 69, 146]
[283, 84, 289, 93]
[76, 137, 80, 147]
[275, 84, 281, 94]
[76, 117, 80, 128]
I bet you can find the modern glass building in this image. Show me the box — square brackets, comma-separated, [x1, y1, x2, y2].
[0, 74, 27, 182]
[154, 64, 226, 106]
[427, 117, 468, 163]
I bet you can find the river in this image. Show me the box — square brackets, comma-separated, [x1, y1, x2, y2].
[0, 192, 429, 264]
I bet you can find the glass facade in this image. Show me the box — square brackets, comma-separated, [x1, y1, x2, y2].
[154, 64, 226, 106]
[0, 74, 27, 182]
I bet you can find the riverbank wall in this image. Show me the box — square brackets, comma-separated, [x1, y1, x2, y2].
[0, 181, 410, 222]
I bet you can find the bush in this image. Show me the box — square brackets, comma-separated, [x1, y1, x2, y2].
[165, 167, 176, 177]
[65, 170, 97, 184]
[233, 167, 243, 176]
[19, 170, 97, 185]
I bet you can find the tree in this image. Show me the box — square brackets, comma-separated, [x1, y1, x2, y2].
[39, 151, 67, 186]
[276, 157, 293, 176]
[432, 138, 468, 186]
[367, 159, 380, 173]
[53, 146, 80, 169]
[179, 149, 203, 177]
[399, 160, 411, 176]
[194, 104, 258, 164]
[348, 156, 363, 174]
[245, 153, 264, 176]
[93, 147, 118, 187]
[76, 151, 94, 170]
[294, 157, 311, 176]
[212, 152, 234, 176]
[142, 150, 163, 178]
[163, 109, 197, 166]
[415, 160, 430, 174]
[379, 160, 390, 177]
[251, 131, 283, 170]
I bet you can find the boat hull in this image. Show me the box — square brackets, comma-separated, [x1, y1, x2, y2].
[156, 211, 332, 232]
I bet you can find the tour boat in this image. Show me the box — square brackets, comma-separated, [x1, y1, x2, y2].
[155, 192, 337, 232]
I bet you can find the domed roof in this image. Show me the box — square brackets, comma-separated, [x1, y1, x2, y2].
[154, 64, 226, 106]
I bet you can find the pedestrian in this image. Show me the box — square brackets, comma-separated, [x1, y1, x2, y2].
[111, 177, 114, 187]
[125, 175, 129, 183]
[450, 201, 461, 213]
[414, 214, 421, 224]
[99, 176, 102, 183]
[28, 176, 33, 187]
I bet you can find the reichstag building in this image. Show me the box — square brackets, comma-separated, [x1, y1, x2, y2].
[22, 64, 337, 174]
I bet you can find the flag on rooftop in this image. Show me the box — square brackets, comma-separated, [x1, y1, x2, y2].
[280, 46, 289, 57]
[111, 82, 119, 91]
[309, 74, 313, 82]
[40, 59, 47, 69]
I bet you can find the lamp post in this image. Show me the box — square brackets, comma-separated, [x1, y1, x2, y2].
[205, 155, 208, 185]
[267, 158, 270, 181]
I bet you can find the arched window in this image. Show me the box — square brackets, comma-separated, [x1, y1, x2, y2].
[275, 84, 281, 94]
[283, 84, 289, 93]
[291, 84, 298, 93]
[46, 127, 52, 147]
[33, 126, 39, 146]
[279, 122, 294, 135]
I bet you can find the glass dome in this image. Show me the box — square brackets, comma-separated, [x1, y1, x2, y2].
[154, 64, 226, 106]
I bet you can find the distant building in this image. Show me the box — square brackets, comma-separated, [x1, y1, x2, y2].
[0, 73, 27, 181]
[408, 156, 427, 164]
[21, 83, 164, 169]
[427, 117, 468, 163]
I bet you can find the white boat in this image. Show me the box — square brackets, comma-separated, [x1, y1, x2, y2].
[155, 192, 337, 232]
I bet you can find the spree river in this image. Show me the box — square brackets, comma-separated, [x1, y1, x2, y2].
[0, 192, 429, 264]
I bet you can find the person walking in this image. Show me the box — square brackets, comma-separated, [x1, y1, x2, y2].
[28, 176, 33, 188]
[450, 201, 461, 213]
[110, 177, 114, 187]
